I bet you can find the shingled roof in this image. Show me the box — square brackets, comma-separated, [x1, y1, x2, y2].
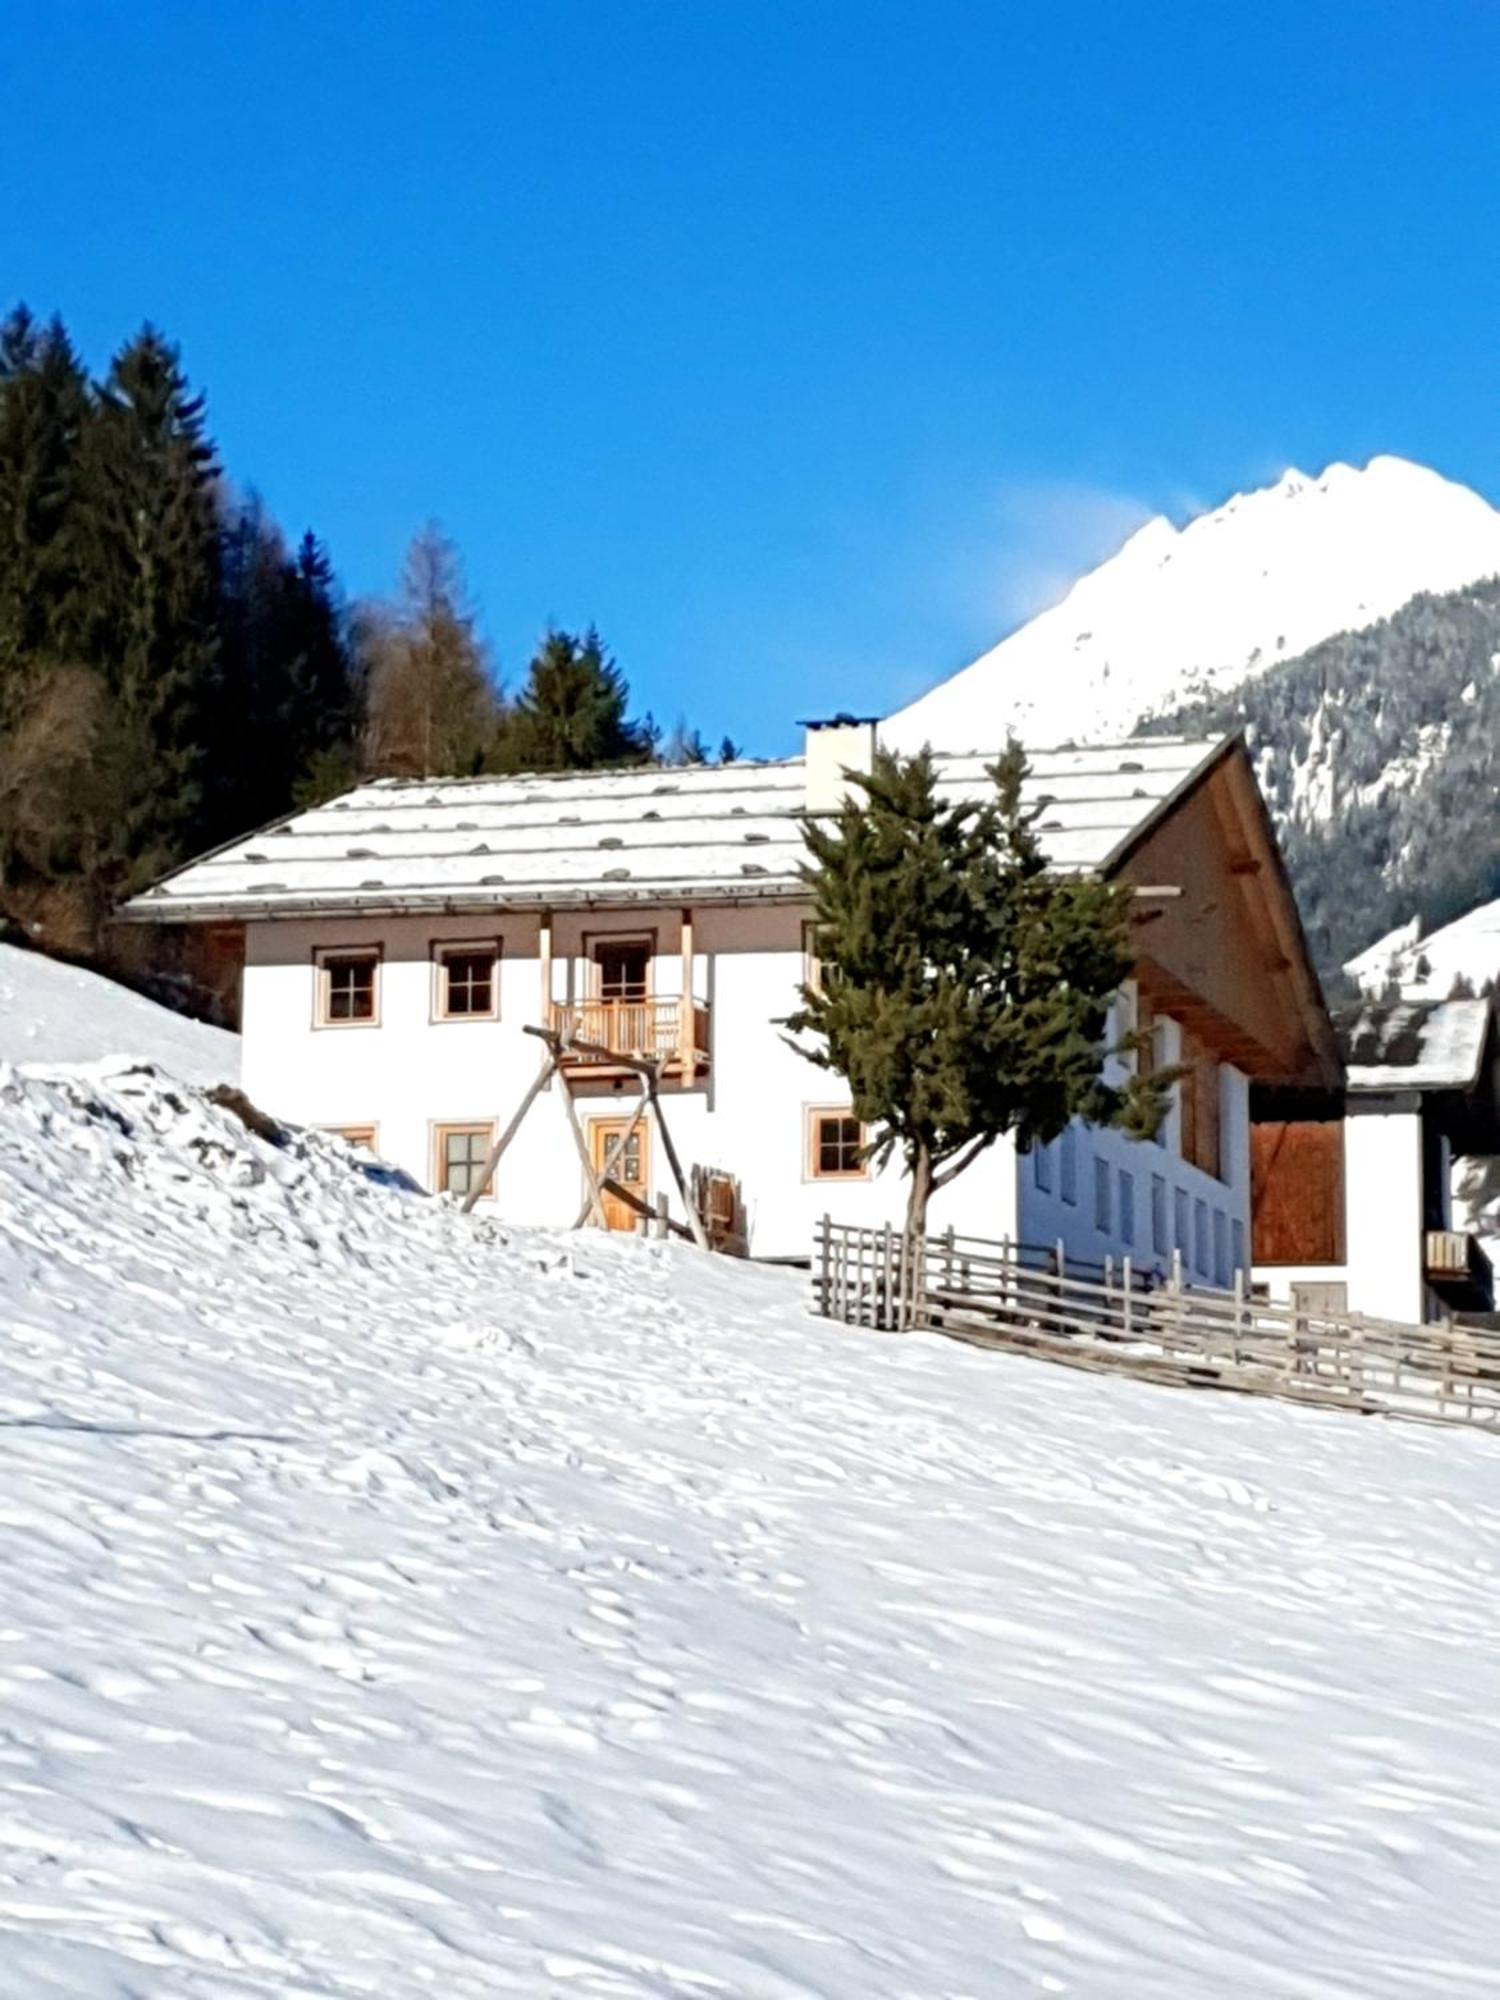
[121, 736, 1229, 923]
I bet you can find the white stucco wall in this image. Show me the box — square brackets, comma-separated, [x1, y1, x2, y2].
[1017, 1014, 1251, 1287]
[240, 906, 1021, 1261]
[1258, 1108, 1427, 1324]
[241, 911, 1248, 1268]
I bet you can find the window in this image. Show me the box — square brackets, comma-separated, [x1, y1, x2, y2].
[1151, 1174, 1167, 1256]
[315, 947, 380, 1026]
[331, 1124, 377, 1152]
[434, 1122, 495, 1200]
[1032, 1139, 1052, 1193]
[1059, 1125, 1079, 1206]
[435, 940, 500, 1021]
[1231, 1217, 1247, 1282]
[1093, 1156, 1112, 1233]
[1174, 1187, 1190, 1262]
[1118, 1169, 1135, 1247]
[1194, 1197, 1210, 1277]
[594, 937, 651, 1001]
[801, 919, 835, 997]
[1179, 1026, 1222, 1180]
[1213, 1210, 1230, 1290]
[808, 1108, 867, 1179]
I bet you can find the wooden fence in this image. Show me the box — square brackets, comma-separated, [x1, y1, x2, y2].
[812, 1218, 1500, 1433]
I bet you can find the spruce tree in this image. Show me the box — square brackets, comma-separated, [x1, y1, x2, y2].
[493, 626, 649, 772]
[73, 326, 221, 867]
[788, 743, 1169, 1236]
[0, 308, 90, 727]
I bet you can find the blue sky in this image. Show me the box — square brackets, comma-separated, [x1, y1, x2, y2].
[6, 1, 1500, 753]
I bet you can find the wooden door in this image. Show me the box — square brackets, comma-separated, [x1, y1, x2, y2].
[591, 1118, 650, 1231]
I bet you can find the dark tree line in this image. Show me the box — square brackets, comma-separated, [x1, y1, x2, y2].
[0, 304, 732, 957]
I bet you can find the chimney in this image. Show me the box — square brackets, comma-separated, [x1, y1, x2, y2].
[802, 714, 878, 813]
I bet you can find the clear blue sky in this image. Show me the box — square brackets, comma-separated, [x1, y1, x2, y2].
[6, 1, 1499, 753]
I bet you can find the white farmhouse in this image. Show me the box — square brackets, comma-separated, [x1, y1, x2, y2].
[122, 723, 1338, 1271]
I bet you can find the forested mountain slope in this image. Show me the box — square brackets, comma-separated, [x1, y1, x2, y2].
[1144, 577, 1500, 978]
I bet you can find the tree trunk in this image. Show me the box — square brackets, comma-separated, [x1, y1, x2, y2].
[905, 1142, 933, 1243]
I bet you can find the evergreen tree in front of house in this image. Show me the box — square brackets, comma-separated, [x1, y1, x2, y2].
[492, 626, 650, 772]
[787, 743, 1169, 1237]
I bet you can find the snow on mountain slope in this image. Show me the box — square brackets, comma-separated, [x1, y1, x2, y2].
[4, 1061, 1500, 1995]
[884, 455, 1500, 751]
[0, 942, 238, 1083]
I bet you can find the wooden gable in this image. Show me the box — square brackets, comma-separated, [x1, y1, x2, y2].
[1115, 744, 1339, 1089]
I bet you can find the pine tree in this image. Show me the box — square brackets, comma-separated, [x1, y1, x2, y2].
[73, 326, 221, 867]
[361, 525, 497, 778]
[787, 744, 1169, 1236]
[0, 307, 90, 727]
[493, 626, 649, 772]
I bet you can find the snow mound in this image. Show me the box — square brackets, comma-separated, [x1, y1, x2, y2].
[885, 455, 1500, 750]
[4, 1060, 1500, 1995]
[0, 942, 239, 1083]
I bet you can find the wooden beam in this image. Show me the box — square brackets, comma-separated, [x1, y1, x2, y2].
[461, 1052, 558, 1213]
[538, 909, 554, 1030]
[570, 1079, 653, 1229]
[558, 1066, 609, 1228]
[679, 907, 695, 1079]
[597, 1176, 694, 1241]
[646, 1071, 712, 1250]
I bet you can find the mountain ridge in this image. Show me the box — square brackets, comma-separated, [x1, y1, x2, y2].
[883, 454, 1500, 756]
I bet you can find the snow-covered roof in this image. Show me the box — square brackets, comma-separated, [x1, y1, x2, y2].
[1345, 899, 1500, 1003]
[1337, 997, 1493, 1093]
[121, 737, 1227, 922]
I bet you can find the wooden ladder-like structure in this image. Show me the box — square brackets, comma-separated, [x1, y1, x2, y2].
[460, 1021, 711, 1249]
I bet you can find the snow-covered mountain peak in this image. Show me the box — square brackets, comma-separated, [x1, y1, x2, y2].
[884, 454, 1500, 752]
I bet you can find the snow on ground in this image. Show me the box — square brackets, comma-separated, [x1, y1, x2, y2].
[4, 1059, 1500, 1996]
[0, 942, 239, 1084]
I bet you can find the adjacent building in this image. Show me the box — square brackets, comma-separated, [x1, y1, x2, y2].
[1252, 996, 1500, 1323]
[121, 724, 1338, 1269]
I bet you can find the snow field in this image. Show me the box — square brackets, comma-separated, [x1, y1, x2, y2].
[1, 1060, 1500, 1994]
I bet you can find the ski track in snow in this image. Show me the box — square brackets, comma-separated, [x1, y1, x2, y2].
[3, 1059, 1500, 1995]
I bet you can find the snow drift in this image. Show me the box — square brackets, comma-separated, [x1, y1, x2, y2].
[3, 1056, 1500, 1995]
[885, 455, 1500, 751]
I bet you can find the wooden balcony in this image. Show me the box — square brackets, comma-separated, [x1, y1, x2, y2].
[1425, 1229, 1495, 1312]
[547, 997, 710, 1079]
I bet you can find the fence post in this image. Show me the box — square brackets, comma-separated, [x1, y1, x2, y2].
[1122, 1254, 1133, 1340]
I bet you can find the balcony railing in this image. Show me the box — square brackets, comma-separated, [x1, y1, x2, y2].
[1424, 1229, 1495, 1311]
[548, 997, 710, 1076]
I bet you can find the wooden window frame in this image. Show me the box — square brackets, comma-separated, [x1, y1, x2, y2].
[431, 937, 502, 1024]
[431, 1119, 497, 1202]
[324, 1122, 379, 1152]
[582, 927, 656, 1001]
[313, 944, 382, 1029]
[805, 1105, 869, 1182]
